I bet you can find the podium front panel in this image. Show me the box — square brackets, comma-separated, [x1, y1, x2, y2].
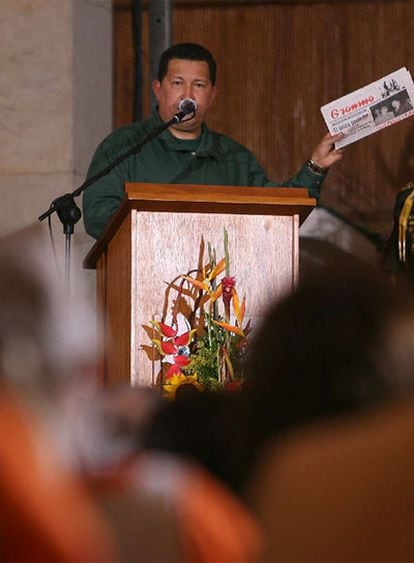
[130, 210, 299, 386]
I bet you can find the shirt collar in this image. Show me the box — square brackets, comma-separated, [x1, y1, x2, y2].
[152, 109, 220, 159]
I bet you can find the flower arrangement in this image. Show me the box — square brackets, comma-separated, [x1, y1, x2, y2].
[145, 231, 250, 397]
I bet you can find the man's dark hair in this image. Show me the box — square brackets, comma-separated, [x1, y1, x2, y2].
[157, 43, 217, 86]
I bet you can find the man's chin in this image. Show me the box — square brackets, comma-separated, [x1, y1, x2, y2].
[170, 121, 202, 139]
[172, 118, 201, 131]
[177, 113, 199, 127]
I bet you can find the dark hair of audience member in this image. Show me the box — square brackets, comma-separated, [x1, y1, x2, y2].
[140, 384, 242, 492]
[234, 263, 414, 494]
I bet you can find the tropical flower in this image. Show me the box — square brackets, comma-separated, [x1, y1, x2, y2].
[144, 231, 251, 394]
[150, 321, 196, 378]
[163, 373, 203, 398]
[221, 276, 236, 318]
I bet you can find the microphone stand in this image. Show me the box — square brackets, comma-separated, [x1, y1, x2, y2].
[38, 109, 194, 290]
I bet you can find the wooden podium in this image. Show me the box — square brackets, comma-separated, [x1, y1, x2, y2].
[84, 183, 315, 387]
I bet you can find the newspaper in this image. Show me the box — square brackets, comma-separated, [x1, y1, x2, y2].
[321, 67, 414, 149]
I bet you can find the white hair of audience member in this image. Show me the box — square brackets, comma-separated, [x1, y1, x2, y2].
[73, 385, 162, 473]
[0, 224, 100, 464]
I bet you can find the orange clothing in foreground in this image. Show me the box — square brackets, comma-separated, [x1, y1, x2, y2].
[0, 386, 116, 563]
[251, 401, 414, 562]
[178, 463, 263, 563]
[90, 453, 263, 563]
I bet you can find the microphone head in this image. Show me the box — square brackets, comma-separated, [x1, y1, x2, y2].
[178, 98, 198, 115]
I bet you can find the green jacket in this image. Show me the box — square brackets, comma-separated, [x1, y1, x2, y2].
[83, 110, 325, 239]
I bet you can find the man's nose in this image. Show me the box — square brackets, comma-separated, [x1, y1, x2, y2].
[183, 84, 194, 99]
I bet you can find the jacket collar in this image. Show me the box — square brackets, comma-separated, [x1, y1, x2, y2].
[152, 109, 220, 159]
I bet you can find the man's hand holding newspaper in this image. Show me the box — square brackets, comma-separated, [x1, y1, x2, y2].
[321, 67, 414, 149]
[310, 131, 345, 170]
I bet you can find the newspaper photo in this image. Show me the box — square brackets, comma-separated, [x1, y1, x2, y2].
[321, 67, 414, 149]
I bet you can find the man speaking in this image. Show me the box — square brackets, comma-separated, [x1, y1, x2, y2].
[83, 43, 343, 240]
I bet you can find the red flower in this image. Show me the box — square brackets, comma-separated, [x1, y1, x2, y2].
[221, 276, 236, 318]
[151, 321, 196, 379]
[225, 380, 243, 392]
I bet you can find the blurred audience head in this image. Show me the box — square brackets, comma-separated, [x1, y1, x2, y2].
[236, 261, 414, 491]
[141, 387, 239, 489]
[0, 224, 97, 402]
[74, 384, 162, 473]
[0, 225, 118, 562]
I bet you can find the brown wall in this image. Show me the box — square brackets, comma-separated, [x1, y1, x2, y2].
[114, 0, 414, 244]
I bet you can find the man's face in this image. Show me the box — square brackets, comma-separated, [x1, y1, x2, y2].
[152, 58, 217, 139]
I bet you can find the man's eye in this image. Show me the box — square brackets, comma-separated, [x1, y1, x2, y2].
[194, 83, 206, 88]
[171, 80, 182, 87]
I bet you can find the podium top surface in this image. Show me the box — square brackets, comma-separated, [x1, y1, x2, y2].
[84, 183, 315, 269]
[126, 182, 312, 205]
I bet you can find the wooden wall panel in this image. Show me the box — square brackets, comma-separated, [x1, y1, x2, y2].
[113, 1, 135, 125]
[113, 0, 414, 244]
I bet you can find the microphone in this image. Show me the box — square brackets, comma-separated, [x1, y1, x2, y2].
[173, 98, 198, 122]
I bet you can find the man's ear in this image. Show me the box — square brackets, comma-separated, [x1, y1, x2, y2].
[152, 79, 161, 102]
[206, 85, 218, 110]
